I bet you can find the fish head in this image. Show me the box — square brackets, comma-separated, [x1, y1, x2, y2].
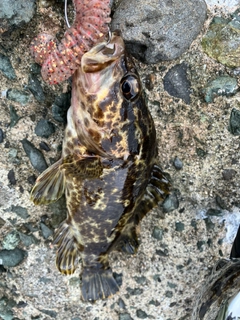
[71, 30, 155, 160]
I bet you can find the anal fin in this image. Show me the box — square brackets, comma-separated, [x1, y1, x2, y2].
[53, 222, 80, 275]
[81, 267, 119, 301]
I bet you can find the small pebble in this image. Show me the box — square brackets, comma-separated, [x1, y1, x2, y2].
[216, 195, 227, 209]
[0, 296, 16, 320]
[136, 309, 148, 319]
[19, 232, 39, 247]
[0, 53, 16, 80]
[28, 73, 45, 102]
[21, 138, 48, 173]
[118, 298, 126, 309]
[119, 313, 133, 320]
[134, 276, 147, 285]
[152, 226, 163, 240]
[10, 205, 29, 219]
[52, 92, 71, 123]
[0, 248, 26, 267]
[126, 287, 143, 295]
[222, 169, 236, 180]
[7, 89, 30, 105]
[35, 119, 55, 138]
[162, 192, 179, 213]
[39, 141, 51, 152]
[9, 105, 20, 127]
[197, 240, 205, 252]
[204, 217, 215, 230]
[173, 157, 183, 170]
[39, 309, 57, 318]
[203, 76, 238, 103]
[2, 231, 20, 250]
[206, 208, 222, 216]
[40, 222, 53, 239]
[175, 222, 185, 232]
[0, 129, 4, 143]
[229, 108, 240, 135]
[163, 63, 191, 104]
[8, 169, 16, 185]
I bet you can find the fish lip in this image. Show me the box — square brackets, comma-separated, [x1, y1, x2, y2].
[81, 31, 125, 73]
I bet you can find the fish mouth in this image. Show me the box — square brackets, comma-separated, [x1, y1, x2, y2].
[81, 30, 125, 73]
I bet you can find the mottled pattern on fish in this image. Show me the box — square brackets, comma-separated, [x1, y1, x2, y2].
[31, 31, 170, 301]
[30, 0, 111, 84]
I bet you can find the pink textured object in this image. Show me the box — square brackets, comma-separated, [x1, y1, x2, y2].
[30, 0, 111, 85]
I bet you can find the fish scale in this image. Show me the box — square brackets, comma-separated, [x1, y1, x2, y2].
[31, 31, 170, 301]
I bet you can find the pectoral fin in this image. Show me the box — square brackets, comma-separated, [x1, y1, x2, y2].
[30, 159, 65, 205]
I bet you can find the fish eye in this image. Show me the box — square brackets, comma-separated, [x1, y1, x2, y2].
[121, 75, 140, 100]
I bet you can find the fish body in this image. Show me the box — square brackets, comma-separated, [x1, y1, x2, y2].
[31, 31, 170, 301]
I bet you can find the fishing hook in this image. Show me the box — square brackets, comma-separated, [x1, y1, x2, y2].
[65, 0, 71, 28]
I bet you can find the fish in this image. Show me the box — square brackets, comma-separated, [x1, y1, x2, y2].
[31, 30, 170, 301]
[192, 226, 240, 319]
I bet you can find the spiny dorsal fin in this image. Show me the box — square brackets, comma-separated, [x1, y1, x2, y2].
[30, 159, 65, 205]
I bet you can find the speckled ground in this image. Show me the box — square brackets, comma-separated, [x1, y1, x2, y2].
[0, 1, 240, 320]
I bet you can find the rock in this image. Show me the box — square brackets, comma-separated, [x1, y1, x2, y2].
[0, 129, 4, 143]
[52, 92, 71, 123]
[162, 192, 179, 213]
[0, 296, 16, 320]
[40, 223, 53, 239]
[2, 231, 20, 250]
[202, 10, 240, 68]
[203, 76, 238, 103]
[118, 298, 126, 309]
[175, 222, 185, 232]
[136, 309, 148, 319]
[163, 63, 191, 104]
[10, 205, 29, 219]
[229, 108, 240, 135]
[0, 53, 16, 80]
[39, 309, 57, 319]
[126, 287, 143, 295]
[7, 89, 30, 105]
[152, 226, 163, 240]
[27, 73, 45, 103]
[0, 248, 26, 267]
[35, 119, 55, 138]
[39, 141, 51, 152]
[222, 168, 236, 180]
[112, 0, 207, 64]
[19, 232, 39, 247]
[9, 105, 20, 127]
[21, 138, 48, 173]
[173, 156, 183, 170]
[119, 314, 133, 320]
[0, 0, 36, 26]
[7, 169, 16, 185]
[206, 208, 222, 216]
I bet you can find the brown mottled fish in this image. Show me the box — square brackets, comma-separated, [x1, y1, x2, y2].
[31, 30, 170, 301]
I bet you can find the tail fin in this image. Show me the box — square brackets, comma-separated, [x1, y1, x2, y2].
[81, 267, 119, 301]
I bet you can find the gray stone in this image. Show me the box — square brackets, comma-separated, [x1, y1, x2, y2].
[163, 63, 191, 104]
[175, 222, 185, 232]
[119, 313, 133, 320]
[0, 53, 16, 80]
[21, 138, 48, 173]
[2, 231, 20, 250]
[136, 309, 148, 319]
[19, 232, 39, 247]
[203, 76, 238, 103]
[0, 296, 16, 320]
[206, 208, 222, 217]
[173, 156, 183, 170]
[222, 169, 236, 181]
[7, 89, 30, 105]
[152, 226, 163, 240]
[40, 222, 53, 239]
[52, 92, 71, 123]
[28, 74, 45, 103]
[0, 0, 36, 25]
[112, 0, 207, 63]
[9, 105, 20, 128]
[0, 248, 26, 267]
[0, 129, 4, 143]
[10, 205, 29, 219]
[35, 119, 55, 138]
[229, 108, 240, 135]
[162, 192, 179, 213]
